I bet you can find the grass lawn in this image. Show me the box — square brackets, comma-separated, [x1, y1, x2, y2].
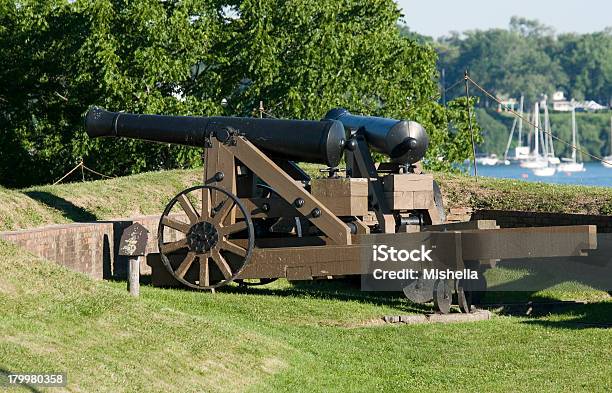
[0, 241, 610, 392]
[0, 168, 611, 391]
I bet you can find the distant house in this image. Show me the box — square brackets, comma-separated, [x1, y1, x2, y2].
[551, 91, 607, 112]
[552, 91, 573, 112]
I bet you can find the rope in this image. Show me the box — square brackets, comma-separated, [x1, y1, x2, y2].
[52, 160, 115, 185]
[52, 162, 83, 185]
[465, 75, 612, 167]
[260, 110, 278, 119]
[82, 165, 115, 179]
[444, 78, 464, 94]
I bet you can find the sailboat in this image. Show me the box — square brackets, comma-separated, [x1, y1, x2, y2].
[558, 106, 585, 173]
[602, 116, 612, 168]
[542, 100, 560, 165]
[521, 102, 549, 169]
[504, 95, 529, 162]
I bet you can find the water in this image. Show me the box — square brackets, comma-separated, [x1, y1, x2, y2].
[472, 162, 612, 187]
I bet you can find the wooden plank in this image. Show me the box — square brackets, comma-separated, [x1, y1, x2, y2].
[459, 225, 597, 260]
[382, 174, 434, 192]
[424, 220, 499, 232]
[311, 178, 369, 216]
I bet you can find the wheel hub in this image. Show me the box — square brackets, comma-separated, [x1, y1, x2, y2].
[187, 221, 219, 253]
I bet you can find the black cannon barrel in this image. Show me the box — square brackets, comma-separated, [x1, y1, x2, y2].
[325, 108, 428, 165]
[85, 107, 347, 167]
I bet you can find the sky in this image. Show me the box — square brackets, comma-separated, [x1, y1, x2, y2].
[397, 0, 612, 38]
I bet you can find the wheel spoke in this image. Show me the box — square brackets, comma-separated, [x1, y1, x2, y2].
[175, 252, 196, 279]
[211, 249, 233, 279]
[219, 221, 247, 236]
[212, 198, 235, 225]
[177, 194, 199, 224]
[160, 238, 188, 254]
[220, 240, 247, 257]
[161, 216, 191, 234]
[201, 187, 211, 221]
[199, 255, 210, 287]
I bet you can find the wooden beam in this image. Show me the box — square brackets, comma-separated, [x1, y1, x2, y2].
[226, 137, 351, 245]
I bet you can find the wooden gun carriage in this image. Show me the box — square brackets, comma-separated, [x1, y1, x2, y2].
[85, 107, 597, 313]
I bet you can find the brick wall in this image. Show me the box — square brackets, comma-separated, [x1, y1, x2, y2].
[0, 214, 184, 280]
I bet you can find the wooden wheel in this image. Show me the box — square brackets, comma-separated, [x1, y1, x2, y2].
[157, 185, 254, 290]
[455, 279, 474, 313]
[433, 279, 453, 314]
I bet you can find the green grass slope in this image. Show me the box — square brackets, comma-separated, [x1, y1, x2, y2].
[1, 167, 612, 232]
[0, 241, 610, 392]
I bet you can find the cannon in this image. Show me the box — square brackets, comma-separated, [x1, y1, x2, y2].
[85, 107, 598, 314]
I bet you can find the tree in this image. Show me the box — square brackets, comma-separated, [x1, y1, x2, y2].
[212, 0, 480, 170]
[439, 26, 567, 105]
[0, 0, 480, 187]
[554, 31, 612, 104]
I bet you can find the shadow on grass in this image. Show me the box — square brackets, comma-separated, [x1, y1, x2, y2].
[139, 275, 433, 314]
[479, 293, 612, 329]
[23, 191, 97, 222]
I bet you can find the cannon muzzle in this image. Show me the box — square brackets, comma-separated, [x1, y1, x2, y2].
[85, 107, 347, 167]
[325, 108, 428, 165]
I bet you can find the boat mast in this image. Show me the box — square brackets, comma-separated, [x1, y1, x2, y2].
[534, 102, 540, 158]
[504, 117, 518, 160]
[517, 95, 524, 147]
[544, 100, 555, 158]
[571, 106, 577, 163]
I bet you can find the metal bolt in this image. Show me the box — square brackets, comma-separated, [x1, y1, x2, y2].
[261, 203, 270, 212]
[214, 171, 224, 182]
[294, 198, 304, 208]
[345, 139, 357, 151]
[311, 208, 321, 218]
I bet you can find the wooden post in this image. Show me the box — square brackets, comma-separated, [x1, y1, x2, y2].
[128, 256, 141, 297]
[118, 223, 149, 298]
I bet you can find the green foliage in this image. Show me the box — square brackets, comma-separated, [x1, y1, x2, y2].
[0, 0, 479, 187]
[553, 30, 612, 103]
[428, 17, 612, 107]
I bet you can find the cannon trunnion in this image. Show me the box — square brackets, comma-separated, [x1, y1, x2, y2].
[85, 108, 598, 314]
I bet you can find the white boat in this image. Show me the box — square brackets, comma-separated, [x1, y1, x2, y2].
[504, 95, 531, 162]
[558, 107, 585, 173]
[477, 154, 500, 166]
[532, 166, 556, 177]
[558, 161, 584, 172]
[520, 158, 549, 169]
[514, 146, 531, 160]
[520, 102, 549, 169]
[542, 100, 561, 165]
[602, 117, 612, 168]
